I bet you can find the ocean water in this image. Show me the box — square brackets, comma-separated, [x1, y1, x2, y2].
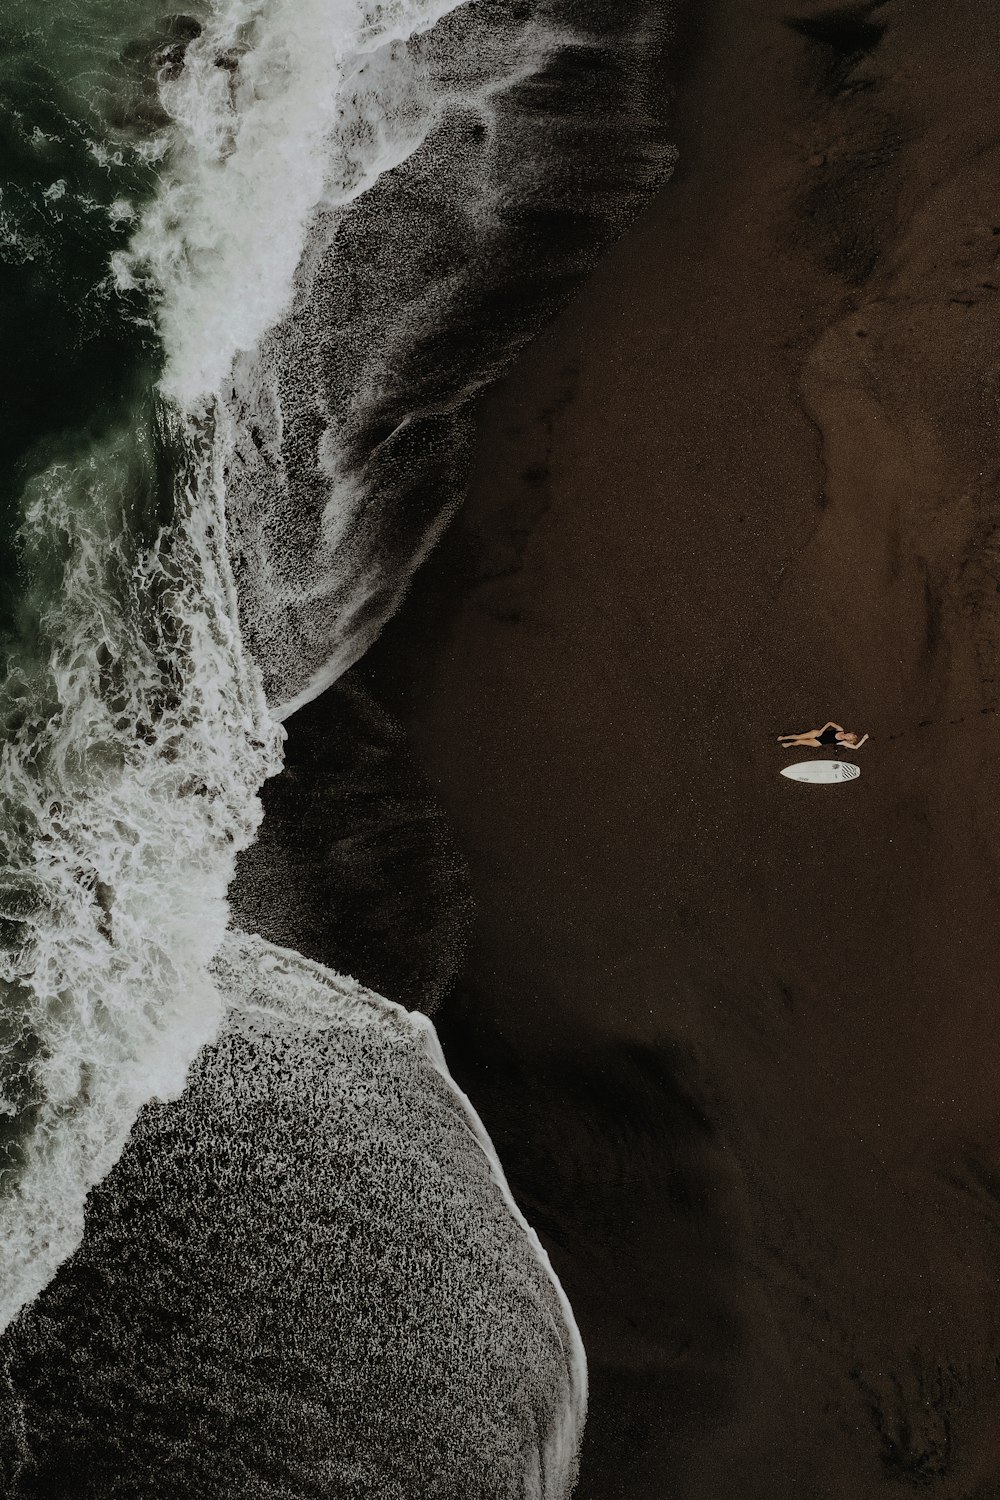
[0, 0, 277, 1326]
[0, 0, 595, 1492]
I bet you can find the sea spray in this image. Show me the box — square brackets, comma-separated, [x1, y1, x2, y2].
[0, 413, 282, 1327]
[212, 0, 677, 714]
[110, 0, 560, 721]
[0, 0, 590, 1484]
[113, 0, 479, 407]
[0, 931, 585, 1499]
[0, 0, 488, 1325]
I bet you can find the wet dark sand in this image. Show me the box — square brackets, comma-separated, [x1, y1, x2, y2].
[273, 0, 1000, 1492]
[343, 0, 1000, 1492]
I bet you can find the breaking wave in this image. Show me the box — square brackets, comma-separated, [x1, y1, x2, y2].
[0, 0, 590, 1483]
[0, 409, 283, 1326]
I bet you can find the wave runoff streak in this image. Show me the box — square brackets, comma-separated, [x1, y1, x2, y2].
[0, 0, 588, 1493]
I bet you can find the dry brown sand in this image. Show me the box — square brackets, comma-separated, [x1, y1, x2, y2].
[347, 0, 1000, 1493]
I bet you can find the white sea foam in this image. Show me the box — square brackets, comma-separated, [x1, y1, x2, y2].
[115, 0, 477, 408]
[2, 1, 589, 1487]
[212, 4, 564, 713]
[0, 0, 481, 1325]
[0, 420, 282, 1328]
[115, 0, 561, 715]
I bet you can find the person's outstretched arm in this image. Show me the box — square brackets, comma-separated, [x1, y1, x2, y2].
[821, 721, 843, 733]
[852, 733, 870, 748]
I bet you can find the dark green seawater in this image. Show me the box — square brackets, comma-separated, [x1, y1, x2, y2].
[0, 0, 281, 1329]
[0, 6, 188, 634]
[0, 6, 597, 1490]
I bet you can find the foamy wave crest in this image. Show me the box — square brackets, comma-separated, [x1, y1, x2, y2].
[114, 0, 480, 407]
[201, 0, 651, 715]
[0, 15, 592, 1489]
[0, 418, 282, 1329]
[0, 0, 486, 1329]
[114, 0, 553, 716]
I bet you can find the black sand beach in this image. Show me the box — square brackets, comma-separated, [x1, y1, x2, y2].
[14, 0, 996, 1492]
[269, 0, 1000, 1492]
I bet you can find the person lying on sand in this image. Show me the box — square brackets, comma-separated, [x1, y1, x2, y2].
[778, 721, 869, 750]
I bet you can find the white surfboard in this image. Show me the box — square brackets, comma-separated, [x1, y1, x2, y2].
[781, 759, 860, 784]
